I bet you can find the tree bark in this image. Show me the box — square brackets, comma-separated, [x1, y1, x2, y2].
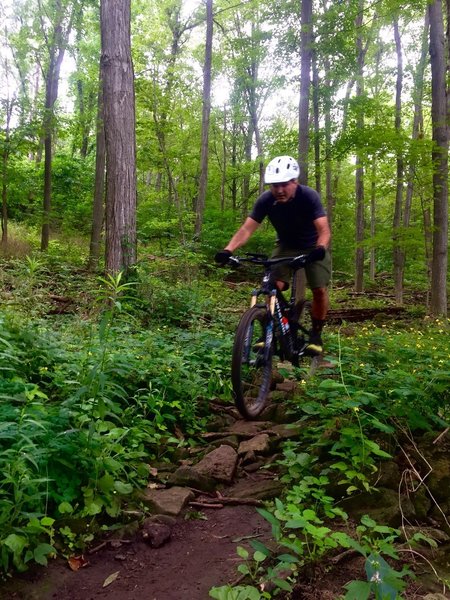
[354, 0, 365, 293]
[88, 72, 106, 271]
[428, 0, 448, 317]
[392, 16, 404, 305]
[101, 0, 137, 273]
[298, 0, 313, 185]
[194, 0, 213, 238]
[40, 1, 74, 250]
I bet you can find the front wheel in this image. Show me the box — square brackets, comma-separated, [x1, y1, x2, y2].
[231, 306, 273, 419]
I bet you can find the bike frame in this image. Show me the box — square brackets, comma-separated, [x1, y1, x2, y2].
[236, 254, 309, 366]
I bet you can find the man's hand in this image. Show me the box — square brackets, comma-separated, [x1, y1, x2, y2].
[307, 246, 326, 263]
[214, 249, 233, 265]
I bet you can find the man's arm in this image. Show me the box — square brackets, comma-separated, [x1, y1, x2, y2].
[314, 216, 331, 249]
[225, 217, 261, 252]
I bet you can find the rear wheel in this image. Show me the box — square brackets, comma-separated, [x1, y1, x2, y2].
[231, 306, 273, 419]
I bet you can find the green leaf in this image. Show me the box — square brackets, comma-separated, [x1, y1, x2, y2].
[271, 577, 292, 591]
[236, 546, 249, 560]
[33, 543, 55, 566]
[237, 564, 250, 575]
[58, 501, 74, 514]
[114, 481, 133, 495]
[253, 550, 266, 563]
[3, 534, 27, 554]
[249, 539, 271, 557]
[343, 579, 372, 600]
[276, 553, 299, 564]
[99, 473, 115, 493]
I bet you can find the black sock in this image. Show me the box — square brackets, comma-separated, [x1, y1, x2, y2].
[311, 319, 325, 336]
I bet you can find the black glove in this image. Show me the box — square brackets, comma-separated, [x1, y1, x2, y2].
[214, 249, 233, 265]
[307, 246, 326, 263]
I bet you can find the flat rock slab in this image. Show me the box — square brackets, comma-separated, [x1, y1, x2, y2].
[238, 434, 271, 456]
[194, 444, 238, 483]
[228, 478, 284, 500]
[229, 421, 273, 436]
[142, 486, 195, 516]
[168, 465, 217, 492]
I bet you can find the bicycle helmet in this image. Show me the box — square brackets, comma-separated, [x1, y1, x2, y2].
[264, 155, 300, 184]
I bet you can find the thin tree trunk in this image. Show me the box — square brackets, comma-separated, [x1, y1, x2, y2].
[392, 17, 404, 305]
[312, 49, 321, 195]
[194, 0, 213, 238]
[403, 12, 429, 290]
[298, 0, 312, 185]
[354, 0, 365, 293]
[88, 73, 106, 271]
[40, 3, 74, 251]
[428, 0, 448, 317]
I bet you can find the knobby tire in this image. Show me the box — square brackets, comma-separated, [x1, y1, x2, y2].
[231, 306, 273, 419]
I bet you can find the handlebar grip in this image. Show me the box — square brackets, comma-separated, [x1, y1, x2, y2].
[306, 246, 326, 263]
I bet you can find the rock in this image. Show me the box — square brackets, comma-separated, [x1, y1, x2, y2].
[410, 485, 432, 519]
[275, 381, 297, 395]
[270, 422, 307, 440]
[340, 488, 415, 526]
[194, 445, 238, 483]
[209, 435, 240, 450]
[229, 421, 273, 436]
[146, 514, 177, 527]
[111, 520, 140, 539]
[168, 465, 217, 492]
[426, 458, 450, 503]
[229, 478, 284, 501]
[370, 460, 400, 490]
[141, 486, 194, 516]
[259, 402, 290, 424]
[140, 519, 172, 548]
[238, 434, 271, 456]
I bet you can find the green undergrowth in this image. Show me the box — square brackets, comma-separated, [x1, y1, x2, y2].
[0, 255, 235, 575]
[210, 319, 450, 599]
[0, 240, 447, 587]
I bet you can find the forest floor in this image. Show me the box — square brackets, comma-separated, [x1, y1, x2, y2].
[1, 367, 445, 600]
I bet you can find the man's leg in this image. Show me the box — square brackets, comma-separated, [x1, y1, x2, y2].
[306, 287, 329, 353]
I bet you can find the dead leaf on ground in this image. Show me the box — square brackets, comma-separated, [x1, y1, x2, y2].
[103, 571, 120, 588]
[67, 555, 89, 571]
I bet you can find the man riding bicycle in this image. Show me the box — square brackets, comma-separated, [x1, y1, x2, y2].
[215, 155, 331, 355]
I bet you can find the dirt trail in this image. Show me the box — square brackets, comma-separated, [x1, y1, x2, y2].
[2, 505, 269, 600]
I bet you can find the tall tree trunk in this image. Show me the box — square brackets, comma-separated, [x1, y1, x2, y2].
[403, 12, 429, 291]
[312, 49, 321, 194]
[194, 0, 213, 238]
[88, 73, 106, 271]
[101, 0, 137, 273]
[392, 16, 404, 304]
[298, 0, 312, 185]
[323, 58, 333, 248]
[428, 0, 448, 317]
[354, 0, 365, 293]
[1, 95, 13, 247]
[40, 5, 73, 251]
[220, 106, 227, 212]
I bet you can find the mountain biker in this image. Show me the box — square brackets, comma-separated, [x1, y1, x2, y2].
[215, 155, 331, 355]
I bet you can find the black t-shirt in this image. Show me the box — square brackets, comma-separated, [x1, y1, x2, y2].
[249, 184, 326, 248]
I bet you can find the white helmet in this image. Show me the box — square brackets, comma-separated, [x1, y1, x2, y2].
[264, 155, 300, 184]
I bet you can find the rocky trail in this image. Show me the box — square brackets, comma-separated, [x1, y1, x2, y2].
[2, 365, 450, 600]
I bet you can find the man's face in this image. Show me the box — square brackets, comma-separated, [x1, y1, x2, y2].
[270, 179, 297, 203]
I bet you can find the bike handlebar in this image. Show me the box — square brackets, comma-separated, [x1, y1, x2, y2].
[228, 246, 325, 270]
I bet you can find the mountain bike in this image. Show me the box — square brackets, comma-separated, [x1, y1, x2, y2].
[228, 249, 324, 420]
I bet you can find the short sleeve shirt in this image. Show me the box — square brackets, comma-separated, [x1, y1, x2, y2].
[249, 184, 326, 248]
